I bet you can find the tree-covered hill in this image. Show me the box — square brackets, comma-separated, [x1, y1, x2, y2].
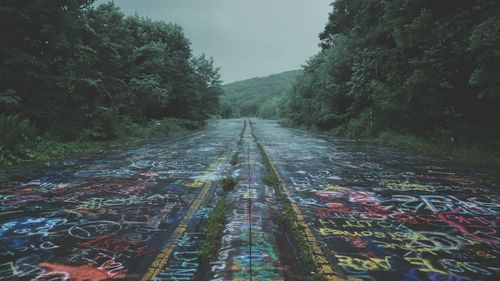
[220, 70, 302, 118]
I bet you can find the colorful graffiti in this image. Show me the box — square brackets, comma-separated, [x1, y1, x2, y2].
[210, 125, 285, 281]
[254, 119, 500, 281]
[0, 120, 241, 281]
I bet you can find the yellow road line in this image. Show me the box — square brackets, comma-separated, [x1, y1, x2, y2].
[141, 150, 230, 280]
[261, 146, 341, 281]
[141, 181, 211, 281]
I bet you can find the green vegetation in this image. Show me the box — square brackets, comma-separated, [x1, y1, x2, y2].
[278, 1, 500, 167]
[221, 176, 237, 192]
[256, 141, 280, 187]
[251, 123, 325, 281]
[199, 197, 228, 261]
[238, 120, 247, 146]
[0, 1, 222, 164]
[221, 70, 302, 118]
[231, 120, 247, 166]
[230, 154, 239, 166]
[1, 118, 201, 165]
[375, 131, 500, 167]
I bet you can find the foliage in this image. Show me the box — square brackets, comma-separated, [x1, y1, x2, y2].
[221, 176, 237, 192]
[252, 123, 325, 280]
[221, 70, 302, 118]
[199, 197, 228, 261]
[0, 115, 37, 163]
[1, 117, 200, 165]
[283, 0, 500, 147]
[0, 0, 221, 162]
[230, 153, 239, 166]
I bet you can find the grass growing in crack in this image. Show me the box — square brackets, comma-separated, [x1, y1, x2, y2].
[231, 120, 247, 166]
[199, 197, 228, 261]
[252, 122, 326, 281]
[237, 120, 247, 146]
[221, 176, 237, 192]
[275, 190, 326, 281]
[256, 143, 280, 187]
[230, 153, 239, 166]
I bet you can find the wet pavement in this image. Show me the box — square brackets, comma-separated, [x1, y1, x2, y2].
[253, 119, 500, 281]
[1, 118, 499, 281]
[0, 120, 242, 281]
[210, 120, 287, 281]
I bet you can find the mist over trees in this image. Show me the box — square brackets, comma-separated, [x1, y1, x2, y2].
[283, 0, 500, 147]
[0, 0, 222, 160]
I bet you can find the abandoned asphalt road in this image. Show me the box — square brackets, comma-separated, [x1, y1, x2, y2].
[1, 119, 499, 281]
[254, 119, 500, 281]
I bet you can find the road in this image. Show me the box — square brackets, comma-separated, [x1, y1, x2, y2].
[254, 119, 500, 281]
[1, 119, 499, 281]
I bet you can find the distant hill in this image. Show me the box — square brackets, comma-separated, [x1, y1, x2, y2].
[220, 70, 302, 118]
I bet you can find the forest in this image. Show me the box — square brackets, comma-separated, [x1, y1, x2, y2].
[0, 0, 222, 163]
[282, 0, 500, 152]
[217, 0, 500, 165]
[220, 70, 301, 118]
[2, 0, 500, 166]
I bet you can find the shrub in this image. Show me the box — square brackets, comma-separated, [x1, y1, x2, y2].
[199, 197, 228, 261]
[0, 115, 37, 162]
[230, 153, 239, 165]
[221, 176, 237, 192]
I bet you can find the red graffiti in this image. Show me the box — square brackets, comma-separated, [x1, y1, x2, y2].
[38, 262, 126, 280]
[80, 235, 149, 256]
[438, 210, 500, 245]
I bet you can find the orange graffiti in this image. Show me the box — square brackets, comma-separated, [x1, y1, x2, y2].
[39, 262, 126, 280]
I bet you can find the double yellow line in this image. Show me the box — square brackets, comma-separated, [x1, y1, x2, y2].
[141, 155, 228, 281]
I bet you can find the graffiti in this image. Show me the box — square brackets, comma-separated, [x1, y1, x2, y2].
[0, 217, 66, 239]
[0, 120, 243, 281]
[149, 233, 204, 280]
[253, 119, 500, 281]
[69, 221, 122, 240]
[210, 135, 284, 281]
[37, 262, 125, 281]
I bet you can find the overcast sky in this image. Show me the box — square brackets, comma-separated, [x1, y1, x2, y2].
[94, 0, 333, 83]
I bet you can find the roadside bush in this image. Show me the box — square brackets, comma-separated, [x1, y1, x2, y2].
[80, 108, 122, 141]
[0, 115, 37, 162]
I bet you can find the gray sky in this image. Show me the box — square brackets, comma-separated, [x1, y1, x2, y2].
[95, 0, 333, 83]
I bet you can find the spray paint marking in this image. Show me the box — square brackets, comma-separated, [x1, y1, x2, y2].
[260, 145, 341, 281]
[141, 182, 210, 281]
[141, 153, 229, 281]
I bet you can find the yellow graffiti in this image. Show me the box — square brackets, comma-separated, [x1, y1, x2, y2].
[0, 262, 19, 280]
[323, 185, 345, 191]
[185, 179, 208, 188]
[336, 255, 392, 271]
[319, 228, 387, 239]
[379, 180, 434, 192]
[404, 257, 447, 275]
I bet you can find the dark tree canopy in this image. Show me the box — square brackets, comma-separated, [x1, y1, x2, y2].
[285, 0, 500, 145]
[0, 0, 222, 146]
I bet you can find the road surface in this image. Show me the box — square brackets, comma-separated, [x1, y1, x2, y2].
[0, 119, 499, 281]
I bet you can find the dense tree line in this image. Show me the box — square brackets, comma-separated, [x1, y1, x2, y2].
[221, 70, 301, 118]
[0, 0, 222, 160]
[284, 0, 500, 146]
